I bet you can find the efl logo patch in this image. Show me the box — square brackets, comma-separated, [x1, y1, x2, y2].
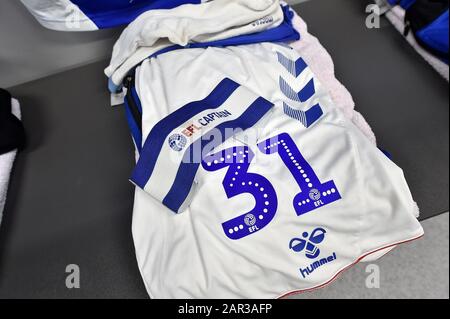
[309, 189, 321, 201]
[168, 133, 187, 152]
[289, 227, 337, 278]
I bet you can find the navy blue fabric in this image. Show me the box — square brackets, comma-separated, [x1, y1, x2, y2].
[131, 87, 143, 114]
[416, 9, 449, 62]
[388, 0, 417, 10]
[71, 0, 201, 29]
[124, 87, 143, 153]
[380, 149, 393, 160]
[388, 0, 449, 62]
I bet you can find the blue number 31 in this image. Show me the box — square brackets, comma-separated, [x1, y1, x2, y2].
[202, 133, 341, 240]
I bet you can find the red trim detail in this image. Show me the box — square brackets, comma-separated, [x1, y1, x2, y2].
[278, 233, 424, 299]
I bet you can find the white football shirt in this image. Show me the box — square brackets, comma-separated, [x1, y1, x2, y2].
[129, 43, 424, 298]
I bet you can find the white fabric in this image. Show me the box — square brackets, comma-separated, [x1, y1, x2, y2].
[20, 0, 98, 31]
[105, 0, 285, 88]
[386, 5, 449, 81]
[131, 42, 423, 299]
[0, 98, 21, 225]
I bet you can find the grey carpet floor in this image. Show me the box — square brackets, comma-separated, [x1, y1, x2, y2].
[288, 213, 449, 299]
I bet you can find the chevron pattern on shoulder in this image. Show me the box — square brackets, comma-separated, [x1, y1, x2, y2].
[279, 77, 316, 103]
[276, 51, 324, 127]
[283, 102, 323, 128]
[276, 52, 308, 78]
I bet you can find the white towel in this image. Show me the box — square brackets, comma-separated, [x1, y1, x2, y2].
[0, 98, 21, 225]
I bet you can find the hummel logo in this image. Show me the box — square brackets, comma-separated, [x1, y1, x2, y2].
[289, 227, 337, 279]
[289, 227, 326, 259]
